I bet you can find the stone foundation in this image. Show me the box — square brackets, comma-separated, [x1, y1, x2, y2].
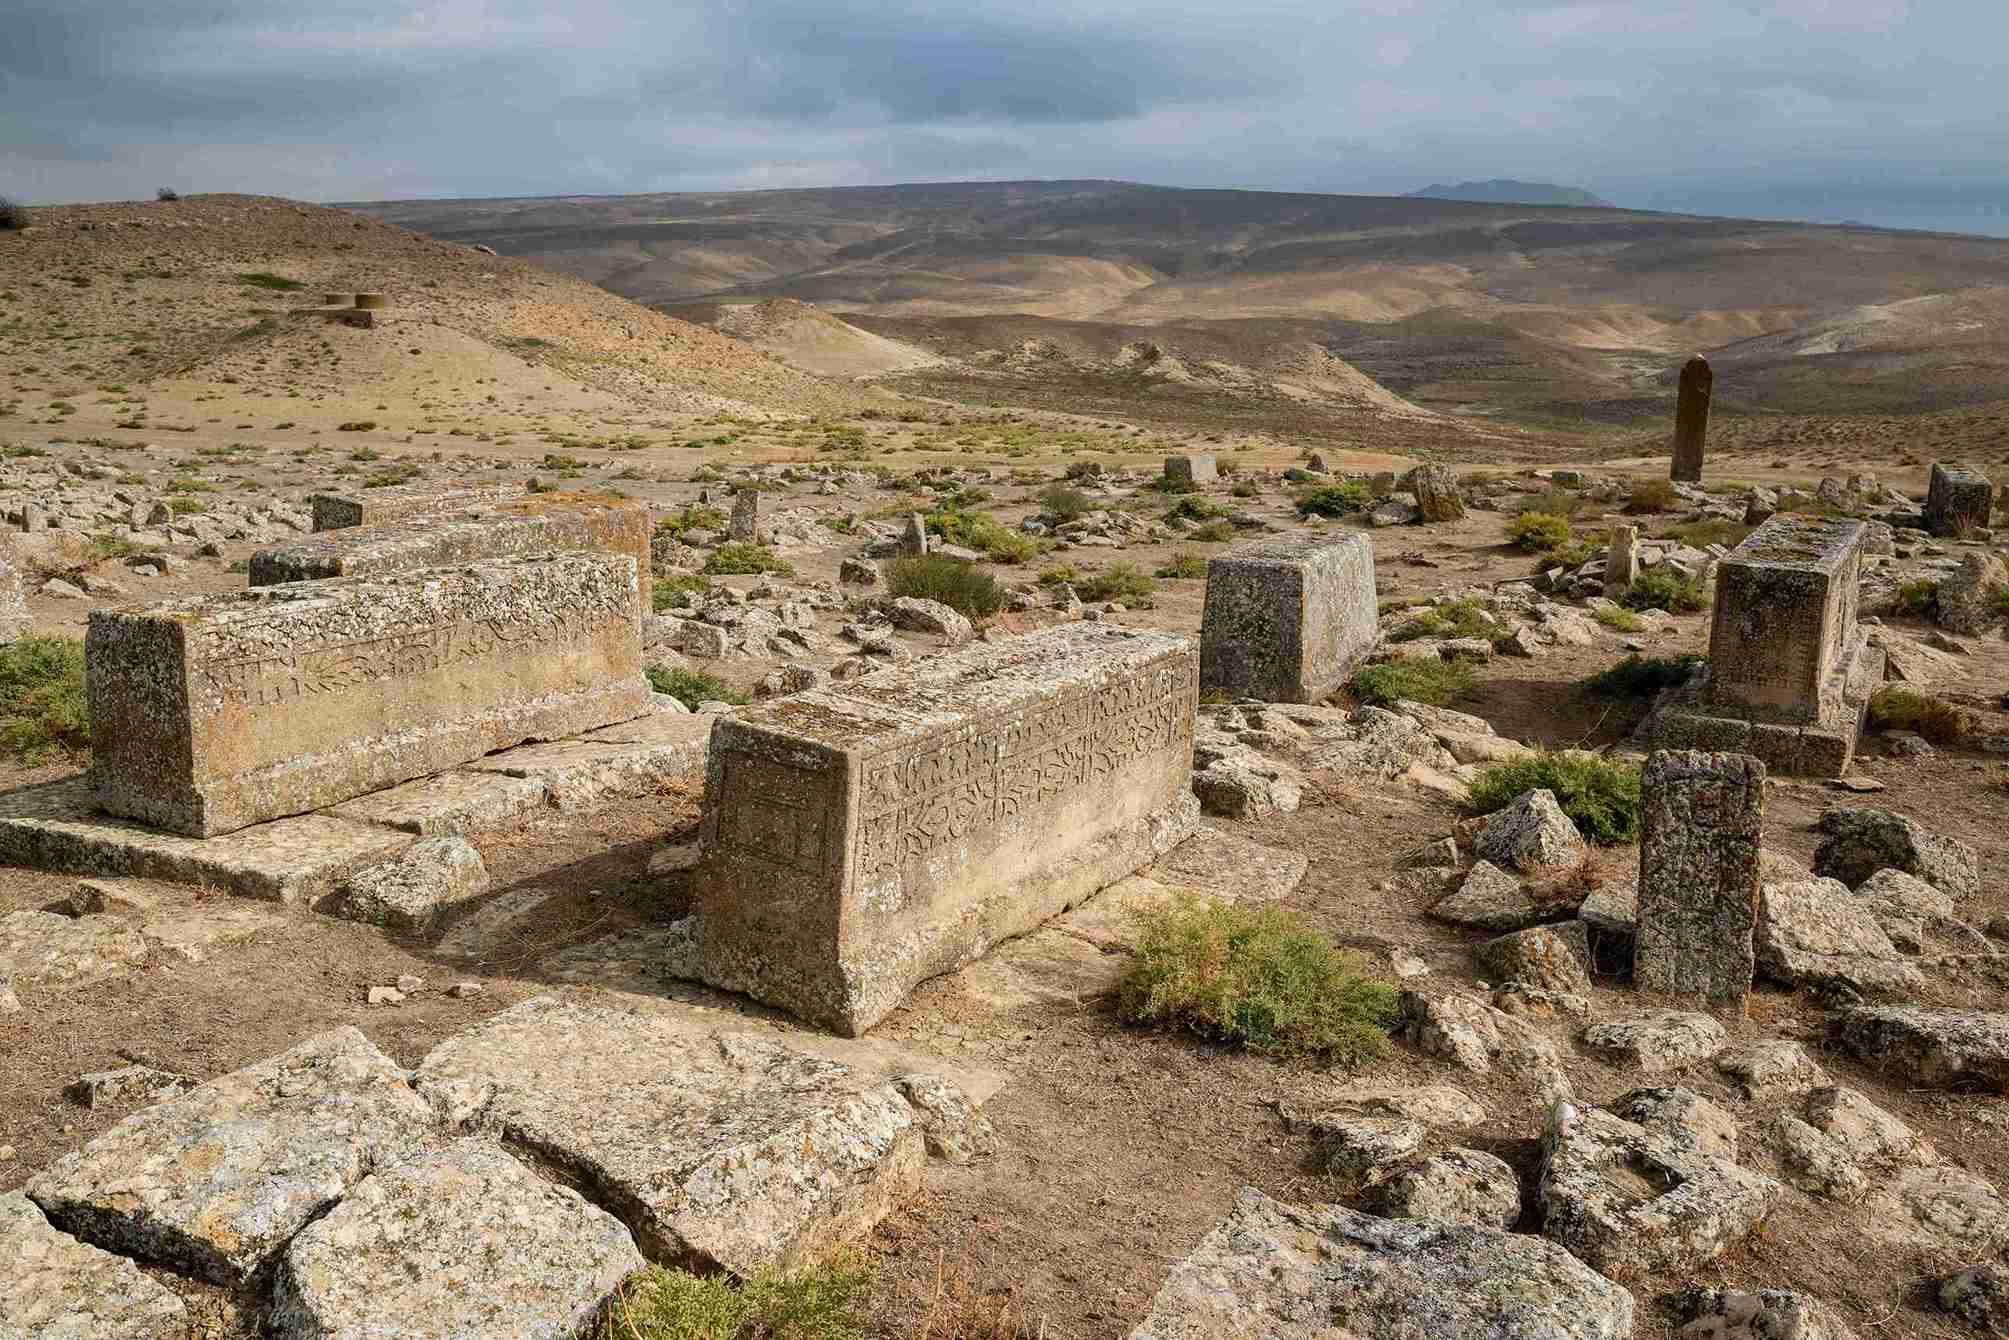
[694, 623, 1199, 1035]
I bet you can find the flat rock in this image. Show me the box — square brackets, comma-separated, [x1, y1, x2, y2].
[331, 834, 489, 931]
[1834, 1007, 2009, 1092]
[270, 1139, 643, 1340]
[1476, 923, 1591, 994]
[1473, 789, 1586, 875]
[326, 768, 550, 836]
[1612, 1086, 1739, 1160]
[1814, 806, 1980, 899]
[1146, 826, 1308, 904]
[1399, 991, 1572, 1104]
[1757, 877, 1922, 998]
[1715, 1040, 1823, 1099]
[1375, 1148, 1522, 1230]
[1126, 1186, 1634, 1340]
[0, 1190, 188, 1338]
[27, 1026, 437, 1285]
[1868, 1165, 2009, 1255]
[435, 885, 561, 961]
[1540, 1104, 1781, 1276]
[1313, 1116, 1428, 1173]
[1429, 861, 1540, 932]
[413, 996, 925, 1275]
[139, 900, 288, 964]
[64, 1065, 190, 1110]
[0, 911, 147, 989]
[1676, 1288, 1860, 1340]
[1321, 1085, 1487, 1129]
[1580, 1010, 1727, 1073]
[1775, 1085, 1934, 1200]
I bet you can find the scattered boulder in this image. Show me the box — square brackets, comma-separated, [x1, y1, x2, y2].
[1936, 552, 2009, 635]
[1775, 1085, 1934, 1200]
[1715, 1040, 1823, 1100]
[1869, 1165, 2009, 1255]
[1191, 758, 1303, 818]
[1834, 1007, 2009, 1092]
[1319, 1085, 1487, 1130]
[1580, 1009, 1727, 1073]
[1675, 1287, 1861, 1340]
[1399, 991, 1573, 1103]
[1756, 877, 1923, 998]
[1406, 465, 1468, 523]
[1476, 923, 1591, 995]
[1429, 861, 1541, 932]
[64, 1065, 190, 1110]
[1814, 807, 1980, 900]
[896, 1073, 997, 1165]
[1314, 1115, 1428, 1173]
[0, 1190, 188, 1338]
[335, 835, 489, 932]
[887, 596, 973, 643]
[1472, 790, 1586, 874]
[1376, 1148, 1522, 1230]
[1612, 1086, 1739, 1160]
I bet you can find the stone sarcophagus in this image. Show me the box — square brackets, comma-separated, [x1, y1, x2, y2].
[694, 623, 1199, 1035]
[87, 552, 648, 837]
[308, 481, 525, 533]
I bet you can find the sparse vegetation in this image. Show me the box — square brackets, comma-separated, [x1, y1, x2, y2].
[1467, 751, 1642, 846]
[1037, 483, 1093, 522]
[237, 272, 305, 292]
[1388, 597, 1499, 645]
[336, 420, 378, 432]
[1347, 657, 1477, 707]
[651, 572, 714, 611]
[1580, 654, 1703, 699]
[1296, 482, 1371, 517]
[1591, 605, 1645, 633]
[155, 187, 180, 202]
[1073, 562, 1157, 607]
[703, 543, 795, 577]
[1118, 897, 1398, 1064]
[597, 1258, 873, 1340]
[1620, 567, 1707, 613]
[1155, 553, 1208, 580]
[1867, 686, 1969, 746]
[885, 554, 1004, 618]
[926, 506, 1038, 564]
[655, 503, 729, 540]
[646, 665, 748, 710]
[1507, 511, 1573, 554]
[0, 196, 24, 231]
[1895, 578, 1940, 616]
[0, 636, 89, 763]
[1625, 479, 1679, 513]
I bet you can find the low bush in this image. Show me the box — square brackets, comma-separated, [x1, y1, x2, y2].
[336, 420, 377, 432]
[1625, 479, 1679, 513]
[0, 196, 24, 231]
[1467, 751, 1642, 846]
[156, 186, 180, 202]
[1388, 596, 1498, 645]
[1580, 654, 1704, 699]
[1592, 605, 1645, 632]
[1296, 483, 1372, 517]
[646, 665, 747, 709]
[703, 543, 794, 577]
[1347, 657, 1477, 708]
[886, 553, 1004, 618]
[1620, 567, 1707, 613]
[650, 572, 713, 612]
[1166, 495, 1233, 523]
[1895, 578, 1939, 616]
[1155, 553, 1208, 580]
[1518, 492, 1582, 518]
[1118, 897, 1398, 1063]
[0, 636, 89, 762]
[237, 272, 304, 292]
[927, 506, 1037, 564]
[1074, 562, 1157, 607]
[598, 1258, 873, 1340]
[1507, 511, 1573, 554]
[656, 503, 728, 539]
[1037, 483, 1094, 522]
[1867, 686, 1969, 746]
[1188, 519, 1237, 543]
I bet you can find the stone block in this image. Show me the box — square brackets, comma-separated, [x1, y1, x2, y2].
[0, 530, 27, 643]
[729, 489, 763, 542]
[1199, 531, 1377, 704]
[1925, 462, 1993, 537]
[1, 1191, 188, 1338]
[1163, 453, 1217, 485]
[253, 490, 651, 608]
[1604, 523, 1639, 595]
[695, 623, 1197, 1034]
[86, 552, 648, 837]
[309, 480, 524, 532]
[1634, 750, 1765, 1005]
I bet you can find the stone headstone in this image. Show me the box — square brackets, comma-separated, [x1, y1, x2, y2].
[1406, 465, 1465, 522]
[729, 489, 763, 543]
[1646, 515, 1882, 775]
[1199, 532, 1377, 704]
[1925, 462, 1994, 537]
[1671, 354, 1713, 483]
[252, 491, 651, 609]
[1634, 750, 1766, 1007]
[21, 501, 47, 533]
[309, 481, 523, 532]
[1163, 454, 1218, 486]
[694, 623, 1198, 1034]
[0, 531, 26, 644]
[86, 552, 648, 836]
[1604, 524, 1640, 596]
[900, 512, 930, 556]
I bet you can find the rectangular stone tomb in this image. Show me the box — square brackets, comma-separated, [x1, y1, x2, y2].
[86, 552, 648, 837]
[251, 491, 650, 606]
[309, 480, 526, 532]
[1646, 515, 1882, 775]
[1199, 531, 1377, 704]
[693, 623, 1199, 1035]
[1925, 462, 1994, 538]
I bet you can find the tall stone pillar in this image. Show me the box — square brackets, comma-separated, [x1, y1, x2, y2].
[1634, 750, 1766, 1008]
[1671, 355, 1713, 483]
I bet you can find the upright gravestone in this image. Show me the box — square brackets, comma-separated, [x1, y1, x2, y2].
[1671, 355, 1713, 483]
[1164, 455, 1218, 487]
[1199, 532, 1378, 704]
[900, 512, 930, 556]
[1634, 750, 1766, 1007]
[0, 532, 27, 644]
[20, 502, 46, 534]
[1604, 524, 1640, 597]
[729, 490, 763, 544]
[1924, 463, 1994, 537]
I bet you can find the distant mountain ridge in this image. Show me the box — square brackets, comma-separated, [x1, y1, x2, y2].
[1406, 179, 1611, 208]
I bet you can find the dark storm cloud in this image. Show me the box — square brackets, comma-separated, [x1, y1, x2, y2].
[2, 0, 2005, 236]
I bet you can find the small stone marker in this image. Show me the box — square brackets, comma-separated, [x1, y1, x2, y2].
[1604, 524, 1640, 596]
[0, 531, 26, 643]
[87, 552, 648, 836]
[1925, 462, 1994, 537]
[1164, 454, 1218, 486]
[1634, 750, 1765, 1006]
[695, 623, 1198, 1034]
[900, 511, 930, 556]
[309, 480, 523, 532]
[1199, 532, 1378, 703]
[730, 489, 763, 543]
[1646, 514, 1882, 775]
[1671, 354, 1713, 483]
[21, 501, 47, 533]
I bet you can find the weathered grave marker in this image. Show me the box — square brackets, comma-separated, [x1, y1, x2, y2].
[1164, 454, 1218, 486]
[1671, 354, 1712, 482]
[1199, 532, 1378, 703]
[310, 481, 523, 532]
[694, 623, 1199, 1034]
[1634, 750, 1765, 1006]
[1604, 524, 1640, 596]
[1925, 462, 1994, 537]
[730, 489, 764, 543]
[900, 512, 929, 556]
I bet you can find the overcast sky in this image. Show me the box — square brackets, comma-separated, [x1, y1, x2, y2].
[6, 0, 2007, 235]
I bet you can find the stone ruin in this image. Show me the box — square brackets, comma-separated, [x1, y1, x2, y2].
[1926, 461, 1995, 537]
[1199, 530, 1378, 703]
[1645, 513, 1884, 775]
[1163, 453, 1218, 486]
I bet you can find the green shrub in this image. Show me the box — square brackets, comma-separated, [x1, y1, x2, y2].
[1155, 553, 1208, 580]
[1167, 495, 1233, 523]
[1581, 654, 1704, 699]
[598, 1258, 873, 1340]
[650, 572, 713, 612]
[1508, 511, 1573, 554]
[1895, 578, 1939, 616]
[1038, 484, 1094, 521]
[702, 544, 794, 577]
[1230, 479, 1259, 498]
[1626, 479, 1680, 513]
[1992, 585, 2009, 620]
[885, 553, 1004, 618]
[1388, 597, 1498, 645]
[1592, 605, 1645, 632]
[1347, 658, 1477, 708]
[1296, 483, 1371, 517]
[1188, 519, 1237, 543]
[1867, 686, 1969, 746]
[656, 503, 728, 538]
[927, 507, 1037, 564]
[1467, 751, 1642, 846]
[646, 665, 747, 709]
[0, 636, 89, 762]
[1118, 897, 1398, 1063]
[1620, 567, 1707, 613]
[1518, 492, 1582, 518]
[1074, 562, 1157, 607]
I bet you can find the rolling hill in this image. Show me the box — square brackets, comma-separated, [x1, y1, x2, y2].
[1405, 180, 1611, 208]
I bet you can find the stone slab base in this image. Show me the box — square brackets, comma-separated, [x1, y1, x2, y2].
[1640, 642, 1885, 777]
[0, 708, 713, 901]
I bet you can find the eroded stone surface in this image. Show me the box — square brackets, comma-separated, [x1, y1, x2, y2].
[1145, 826, 1308, 903]
[1868, 1165, 2009, 1255]
[1477, 923, 1590, 994]
[1612, 1086, 1739, 1160]
[1757, 877, 1921, 997]
[1197, 531, 1377, 704]
[1635, 750, 1764, 1004]
[1834, 1007, 2009, 1092]
[0, 911, 147, 989]
[333, 834, 489, 932]
[1313, 1116, 1427, 1173]
[1939, 1263, 2009, 1334]
[1429, 861, 1540, 932]
[1676, 1287, 1860, 1340]
[1376, 1149, 1522, 1230]
[1473, 789, 1586, 874]
[1400, 990, 1573, 1103]
[27, 1026, 436, 1285]
[1815, 806, 1981, 899]
[0, 1190, 188, 1338]
[1580, 1010, 1727, 1074]
[1715, 1040, 1823, 1099]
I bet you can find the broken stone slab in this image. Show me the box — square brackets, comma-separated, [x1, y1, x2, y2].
[1854, 867, 1983, 956]
[435, 885, 562, 962]
[1580, 1009, 1727, 1073]
[1540, 1103, 1781, 1277]
[1472, 789, 1586, 875]
[324, 769, 550, 836]
[1938, 551, 2009, 635]
[1868, 1165, 2009, 1255]
[896, 1074, 997, 1165]
[1775, 1085, 1935, 1200]
[332, 833, 489, 932]
[1429, 860, 1542, 932]
[1190, 757, 1302, 818]
[27, 1026, 437, 1285]
[463, 707, 714, 810]
[694, 622, 1198, 1035]
[1612, 1086, 1739, 1160]
[86, 551, 649, 836]
[1125, 1186, 1633, 1340]
[1144, 826, 1308, 903]
[64, 1065, 191, 1109]
[308, 479, 525, 531]
[1321, 1085, 1487, 1129]
[1635, 750, 1764, 1005]
[1925, 462, 1996, 537]
[0, 1190, 189, 1338]
[1162, 453, 1218, 486]
[1715, 1040, 1824, 1099]
[269, 1139, 644, 1340]
[1757, 876, 1923, 998]
[413, 996, 926, 1276]
[0, 910, 147, 989]
[139, 899, 289, 964]
[1313, 1115, 1427, 1173]
[0, 531, 27, 644]
[1814, 806, 1980, 899]
[1197, 531, 1378, 703]
[937, 924, 1131, 1011]
[1675, 1288, 1860, 1340]
[1834, 1007, 2009, 1092]
[1476, 923, 1591, 995]
[1398, 990, 1572, 1104]
[1375, 1148, 1522, 1230]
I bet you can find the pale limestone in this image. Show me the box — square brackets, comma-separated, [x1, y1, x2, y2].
[0, 1191, 188, 1339]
